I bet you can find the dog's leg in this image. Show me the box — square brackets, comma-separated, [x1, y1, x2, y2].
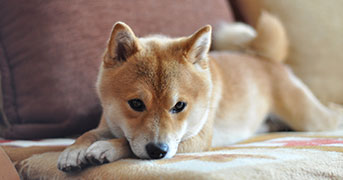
[57, 127, 113, 172]
[272, 67, 341, 131]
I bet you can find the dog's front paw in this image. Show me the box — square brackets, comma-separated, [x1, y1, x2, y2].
[57, 146, 88, 172]
[85, 140, 118, 165]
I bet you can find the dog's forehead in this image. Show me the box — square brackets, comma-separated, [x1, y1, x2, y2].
[122, 37, 193, 100]
[133, 52, 182, 96]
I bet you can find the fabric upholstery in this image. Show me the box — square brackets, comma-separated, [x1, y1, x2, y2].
[0, 0, 233, 139]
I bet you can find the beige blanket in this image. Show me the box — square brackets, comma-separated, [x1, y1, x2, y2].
[14, 131, 343, 179]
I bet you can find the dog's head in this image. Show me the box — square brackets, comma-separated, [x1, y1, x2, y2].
[96, 22, 213, 159]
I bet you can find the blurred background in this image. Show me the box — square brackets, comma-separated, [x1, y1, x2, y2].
[0, 0, 342, 140]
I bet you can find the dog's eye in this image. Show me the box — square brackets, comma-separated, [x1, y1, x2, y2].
[171, 101, 187, 114]
[128, 99, 146, 112]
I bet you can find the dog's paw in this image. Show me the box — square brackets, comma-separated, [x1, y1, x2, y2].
[85, 140, 118, 165]
[57, 146, 88, 172]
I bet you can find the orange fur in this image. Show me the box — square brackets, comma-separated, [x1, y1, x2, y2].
[250, 11, 288, 63]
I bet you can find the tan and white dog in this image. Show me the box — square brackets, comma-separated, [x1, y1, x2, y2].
[56, 12, 342, 172]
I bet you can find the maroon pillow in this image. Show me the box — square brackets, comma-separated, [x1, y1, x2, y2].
[0, 0, 234, 139]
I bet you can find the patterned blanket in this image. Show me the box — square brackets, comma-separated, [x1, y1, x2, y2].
[3, 131, 343, 180]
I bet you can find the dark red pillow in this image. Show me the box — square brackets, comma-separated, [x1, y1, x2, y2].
[0, 0, 233, 139]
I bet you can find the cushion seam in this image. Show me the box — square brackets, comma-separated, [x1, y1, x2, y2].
[0, 30, 20, 126]
[0, 73, 11, 127]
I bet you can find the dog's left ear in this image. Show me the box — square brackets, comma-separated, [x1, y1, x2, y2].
[104, 22, 139, 67]
[184, 25, 212, 64]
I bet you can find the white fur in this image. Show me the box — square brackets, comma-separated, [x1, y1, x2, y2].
[183, 106, 210, 141]
[57, 146, 88, 170]
[104, 102, 126, 138]
[183, 68, 213, 141]
[213, 22, 256, 51]
[190, 29, 211, 64]
[163, 134, 182, 159]
[128, 134, 150, 159]
[85, 140, 118, 163]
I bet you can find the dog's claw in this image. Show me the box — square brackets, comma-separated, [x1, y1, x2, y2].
[85, 153, 110, 165]
[86, 155, 102, 165]
[70, 165, 82, 172]
[59, 164, 83, 172]
[103, 158, 109, 164]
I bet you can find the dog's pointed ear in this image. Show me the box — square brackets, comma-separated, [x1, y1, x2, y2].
[184, 25, 212, 64]
[104, 22, 139, 66]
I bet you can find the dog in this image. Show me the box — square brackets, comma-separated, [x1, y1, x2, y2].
[56, 12, 342, 172]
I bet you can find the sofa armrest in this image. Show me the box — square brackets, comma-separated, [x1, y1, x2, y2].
[0, 146, 20, 180]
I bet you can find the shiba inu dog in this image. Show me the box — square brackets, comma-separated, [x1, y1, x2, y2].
[57, 12, 342, 172]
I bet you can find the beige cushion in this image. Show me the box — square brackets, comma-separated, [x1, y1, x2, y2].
[12, 132, 343, 179]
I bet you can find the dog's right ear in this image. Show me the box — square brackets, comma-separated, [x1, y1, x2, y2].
[104, 22, 139, 67]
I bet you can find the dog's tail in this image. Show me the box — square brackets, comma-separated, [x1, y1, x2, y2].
[213, 11, 288, 63]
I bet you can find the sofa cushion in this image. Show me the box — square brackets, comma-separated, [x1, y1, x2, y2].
[7, 131, 343, 179]
[0, 0, 234, 139]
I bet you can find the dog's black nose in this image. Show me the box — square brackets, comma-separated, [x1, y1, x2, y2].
[145, 143, 169, 159]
